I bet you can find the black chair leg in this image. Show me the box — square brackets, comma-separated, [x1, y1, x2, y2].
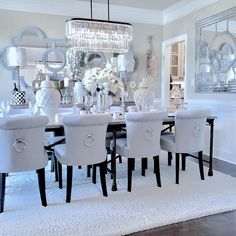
[50, 153, 55, 172]
[104, 159, 107, 174]
[99, 162, 108, 197]
[168, 152, 172, 166]
[141, 157, 148, 176]
[54, 155, 58, 182]
[176, 153, 180, 184]
[87, 165, 92, 178]
[66, 166, 73, 203]
[118, 155, 122, 163]
[198, 151, 205, 180]
[58, 162, 63, 189]
[0, 173, 6, 213]
[127, 158, 134, 192]
[36, 168, 47, 207]
[92, 164, 97, 184]
[132, 158, 135, 171]
[153, 155, 161, 187]
[182, 154, 186, 171]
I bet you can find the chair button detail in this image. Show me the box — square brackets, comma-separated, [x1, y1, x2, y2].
[193, 126, 201, 137]
[13, 138, 26, 153]
[84, 134, 95, 147]
[144, 129, 153, 142]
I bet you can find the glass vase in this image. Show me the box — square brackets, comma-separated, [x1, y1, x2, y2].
[96, 92, 108, 113]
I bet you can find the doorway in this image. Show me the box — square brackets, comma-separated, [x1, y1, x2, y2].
[161, 34, 187, 111]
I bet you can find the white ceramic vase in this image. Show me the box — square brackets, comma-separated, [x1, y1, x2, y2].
[134, 81, 153, 112]
[36, 77, 61, 122]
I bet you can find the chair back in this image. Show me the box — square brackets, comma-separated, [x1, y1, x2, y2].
[0, 115, 49, 173]
[175, 109, 211, 153]
[125, 112, 167, 158]
[8, 108, 30, 116]
[62, 114, 111, 165]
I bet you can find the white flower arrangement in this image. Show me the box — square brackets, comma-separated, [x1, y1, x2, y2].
[82, 61, 123, 97]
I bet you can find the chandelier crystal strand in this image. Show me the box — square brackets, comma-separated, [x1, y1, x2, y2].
[66, 19, 132, 53]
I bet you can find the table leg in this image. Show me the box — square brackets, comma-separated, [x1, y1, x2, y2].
[208, 119, 214, 176]
[111, 131, 117, 191]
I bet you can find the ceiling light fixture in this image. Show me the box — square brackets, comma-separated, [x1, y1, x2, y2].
[65, 0, 133, 53]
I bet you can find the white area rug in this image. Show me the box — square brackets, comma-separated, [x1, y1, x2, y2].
[1, 152, 236, 236]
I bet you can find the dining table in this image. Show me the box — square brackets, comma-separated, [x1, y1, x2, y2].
[45, 115, 217, 192]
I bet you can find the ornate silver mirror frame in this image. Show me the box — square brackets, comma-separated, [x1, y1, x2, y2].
[195, 7, 236, 93]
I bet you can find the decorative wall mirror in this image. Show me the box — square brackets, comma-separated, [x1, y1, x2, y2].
[0, 26, 68, 89]
[195, 7, 236, 93]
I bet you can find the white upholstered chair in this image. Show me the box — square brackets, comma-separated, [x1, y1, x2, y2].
[111, 111, 167, 192]
[160, 109, 211, 184]
[0, 115, 49, 213]
[54, 114, 111, 203]
[45, 110, 74, 175]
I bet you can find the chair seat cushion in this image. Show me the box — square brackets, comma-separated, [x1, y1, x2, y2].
[54, 144, 67, 165]
[160, 134, 176, 153]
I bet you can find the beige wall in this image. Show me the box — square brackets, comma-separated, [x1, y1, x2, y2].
[0, 9, 162, 101]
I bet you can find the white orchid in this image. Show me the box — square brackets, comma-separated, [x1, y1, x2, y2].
[82, 61, 123, 97]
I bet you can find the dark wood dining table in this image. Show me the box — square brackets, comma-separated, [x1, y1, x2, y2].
[45, 116, 217, 192]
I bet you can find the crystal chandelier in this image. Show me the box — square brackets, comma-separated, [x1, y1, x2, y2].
[65, 0, 133, 53]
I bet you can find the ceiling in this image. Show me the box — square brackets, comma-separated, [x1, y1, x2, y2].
[78, 0, 182, 11]
[0, 0, 220, 25]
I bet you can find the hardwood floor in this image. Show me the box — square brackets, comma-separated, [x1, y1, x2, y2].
[126, 156, 236, 236]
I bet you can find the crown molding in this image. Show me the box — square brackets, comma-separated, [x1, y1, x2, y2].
[0, 0, 220, 25]
[164, 0, 220, 25]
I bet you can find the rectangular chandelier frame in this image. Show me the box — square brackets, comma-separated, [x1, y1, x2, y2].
[66, 18, 133, 53]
